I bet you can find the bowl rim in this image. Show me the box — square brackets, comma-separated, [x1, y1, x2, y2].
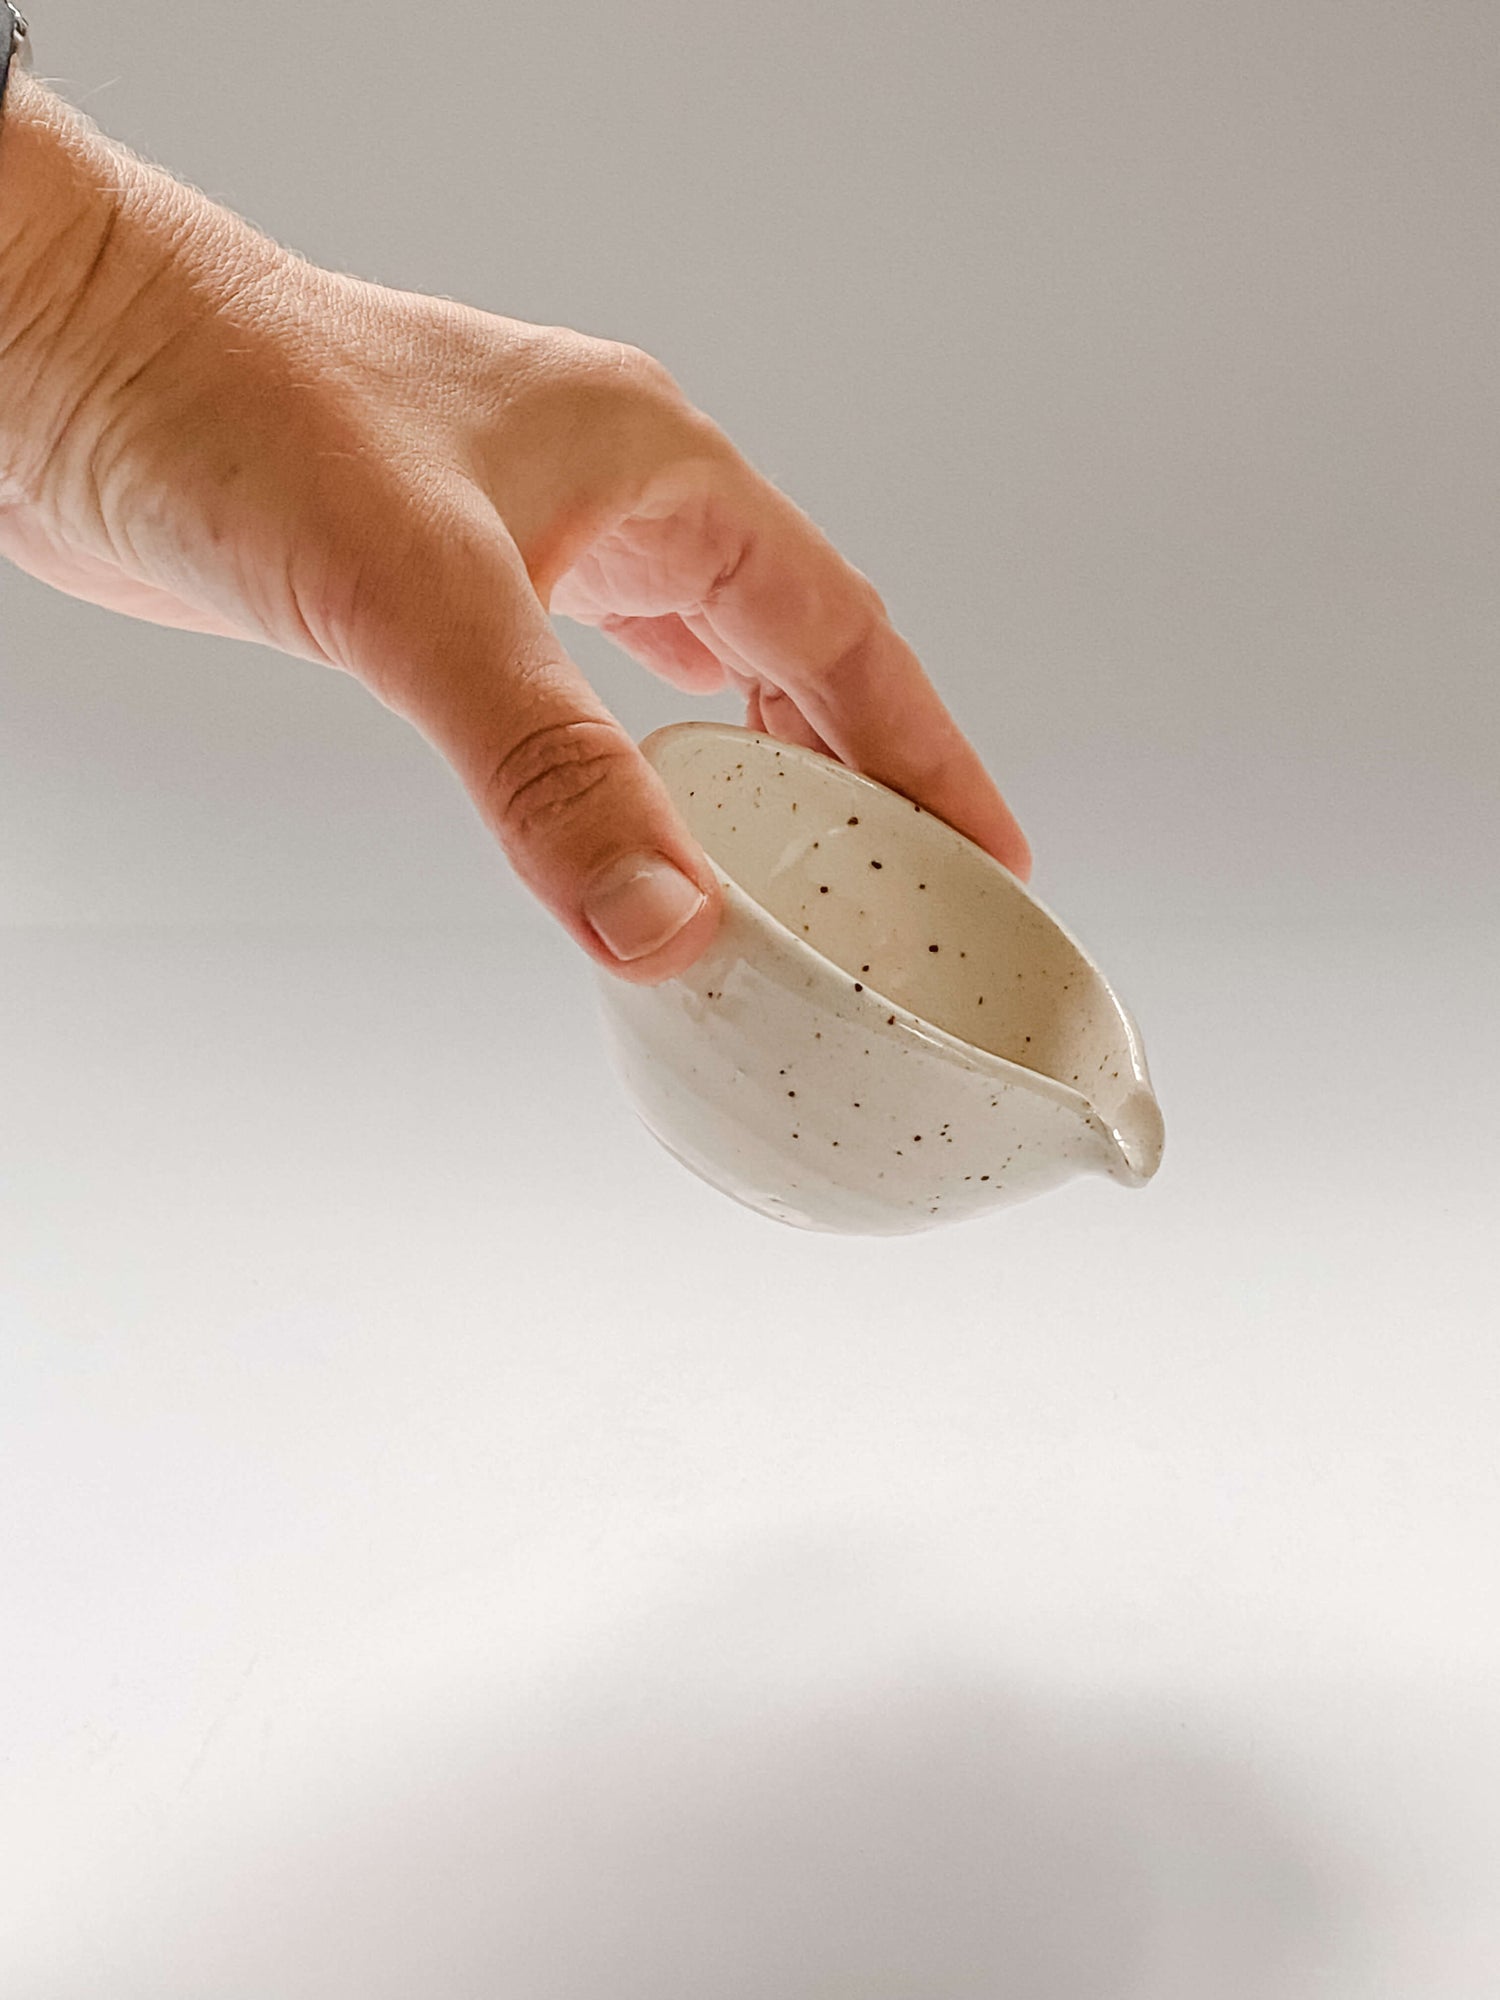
[639, 720, 1152, 1121]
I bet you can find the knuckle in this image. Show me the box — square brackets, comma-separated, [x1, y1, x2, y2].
[486, 716, 631, 843]
[569, 334, 686, 417]
[592, 334, 675, 388]
[617, 342, 681, 400]
[500, 333, 694, 493]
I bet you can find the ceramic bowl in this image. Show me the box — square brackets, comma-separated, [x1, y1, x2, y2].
[592, 722, 1163, 1234]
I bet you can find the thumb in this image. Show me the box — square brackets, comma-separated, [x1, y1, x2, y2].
[370, 527, 720, 982]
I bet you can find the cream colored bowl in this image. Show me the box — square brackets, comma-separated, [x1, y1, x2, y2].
[592, 723, 1163, 1234]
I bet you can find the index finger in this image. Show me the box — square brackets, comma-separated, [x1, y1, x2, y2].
[696, 470, 1033, 881]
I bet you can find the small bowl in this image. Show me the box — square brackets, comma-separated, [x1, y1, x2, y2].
[592, 723, 1163, 1234]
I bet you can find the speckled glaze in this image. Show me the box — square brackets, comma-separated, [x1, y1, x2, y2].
[593, 723, 1164, 1235]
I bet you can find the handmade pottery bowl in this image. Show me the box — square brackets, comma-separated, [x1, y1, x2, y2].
[592, 722, 1163, 1235]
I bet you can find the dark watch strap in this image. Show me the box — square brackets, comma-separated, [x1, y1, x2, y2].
[1, 4, 32, 121]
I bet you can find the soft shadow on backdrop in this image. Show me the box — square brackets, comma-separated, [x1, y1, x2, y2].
[54, 1534, 1357, 2000]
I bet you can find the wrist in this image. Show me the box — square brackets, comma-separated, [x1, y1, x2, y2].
[0, 74, 292, 506]
[0, 77, 120, 487]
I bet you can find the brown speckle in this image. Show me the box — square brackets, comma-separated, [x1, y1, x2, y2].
[819, 885, 829, 894]
[847, 816, 859, 825]
[787, 1090, 796, 1098]
[928, 944, 939, 953]
[887, 1014, 896, 1025]
[870, 860, 883, 870]
[854, 982, 863, 992]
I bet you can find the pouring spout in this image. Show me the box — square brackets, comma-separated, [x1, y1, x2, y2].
[1104, 1088, 1166, 1185]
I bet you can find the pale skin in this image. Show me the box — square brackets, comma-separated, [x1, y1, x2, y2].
[0, 71, 1030, 979]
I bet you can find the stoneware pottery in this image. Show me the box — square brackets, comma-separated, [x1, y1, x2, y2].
[592, 722, 1164, 1235]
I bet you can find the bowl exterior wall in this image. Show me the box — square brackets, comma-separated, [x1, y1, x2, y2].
[594, 880, 1103, 1236]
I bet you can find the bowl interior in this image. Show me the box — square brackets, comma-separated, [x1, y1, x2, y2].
[646, 725, 1137, 1119]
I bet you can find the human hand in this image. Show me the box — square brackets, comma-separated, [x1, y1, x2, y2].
[0, 75, 1030, 980]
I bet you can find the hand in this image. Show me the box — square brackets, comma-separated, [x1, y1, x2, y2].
[0, 75, 1030, 980]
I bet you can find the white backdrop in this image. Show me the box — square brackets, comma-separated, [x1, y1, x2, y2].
[3, 3, 1498, 1993]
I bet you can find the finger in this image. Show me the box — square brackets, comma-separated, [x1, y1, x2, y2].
[698, 476, 1032, 879]
[673, 625, 833, 757]
[675, 608, 834, 754]
[595, 612, 729, 693]
[362, 515, 721, 982]
[752, 683, 836, 757]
